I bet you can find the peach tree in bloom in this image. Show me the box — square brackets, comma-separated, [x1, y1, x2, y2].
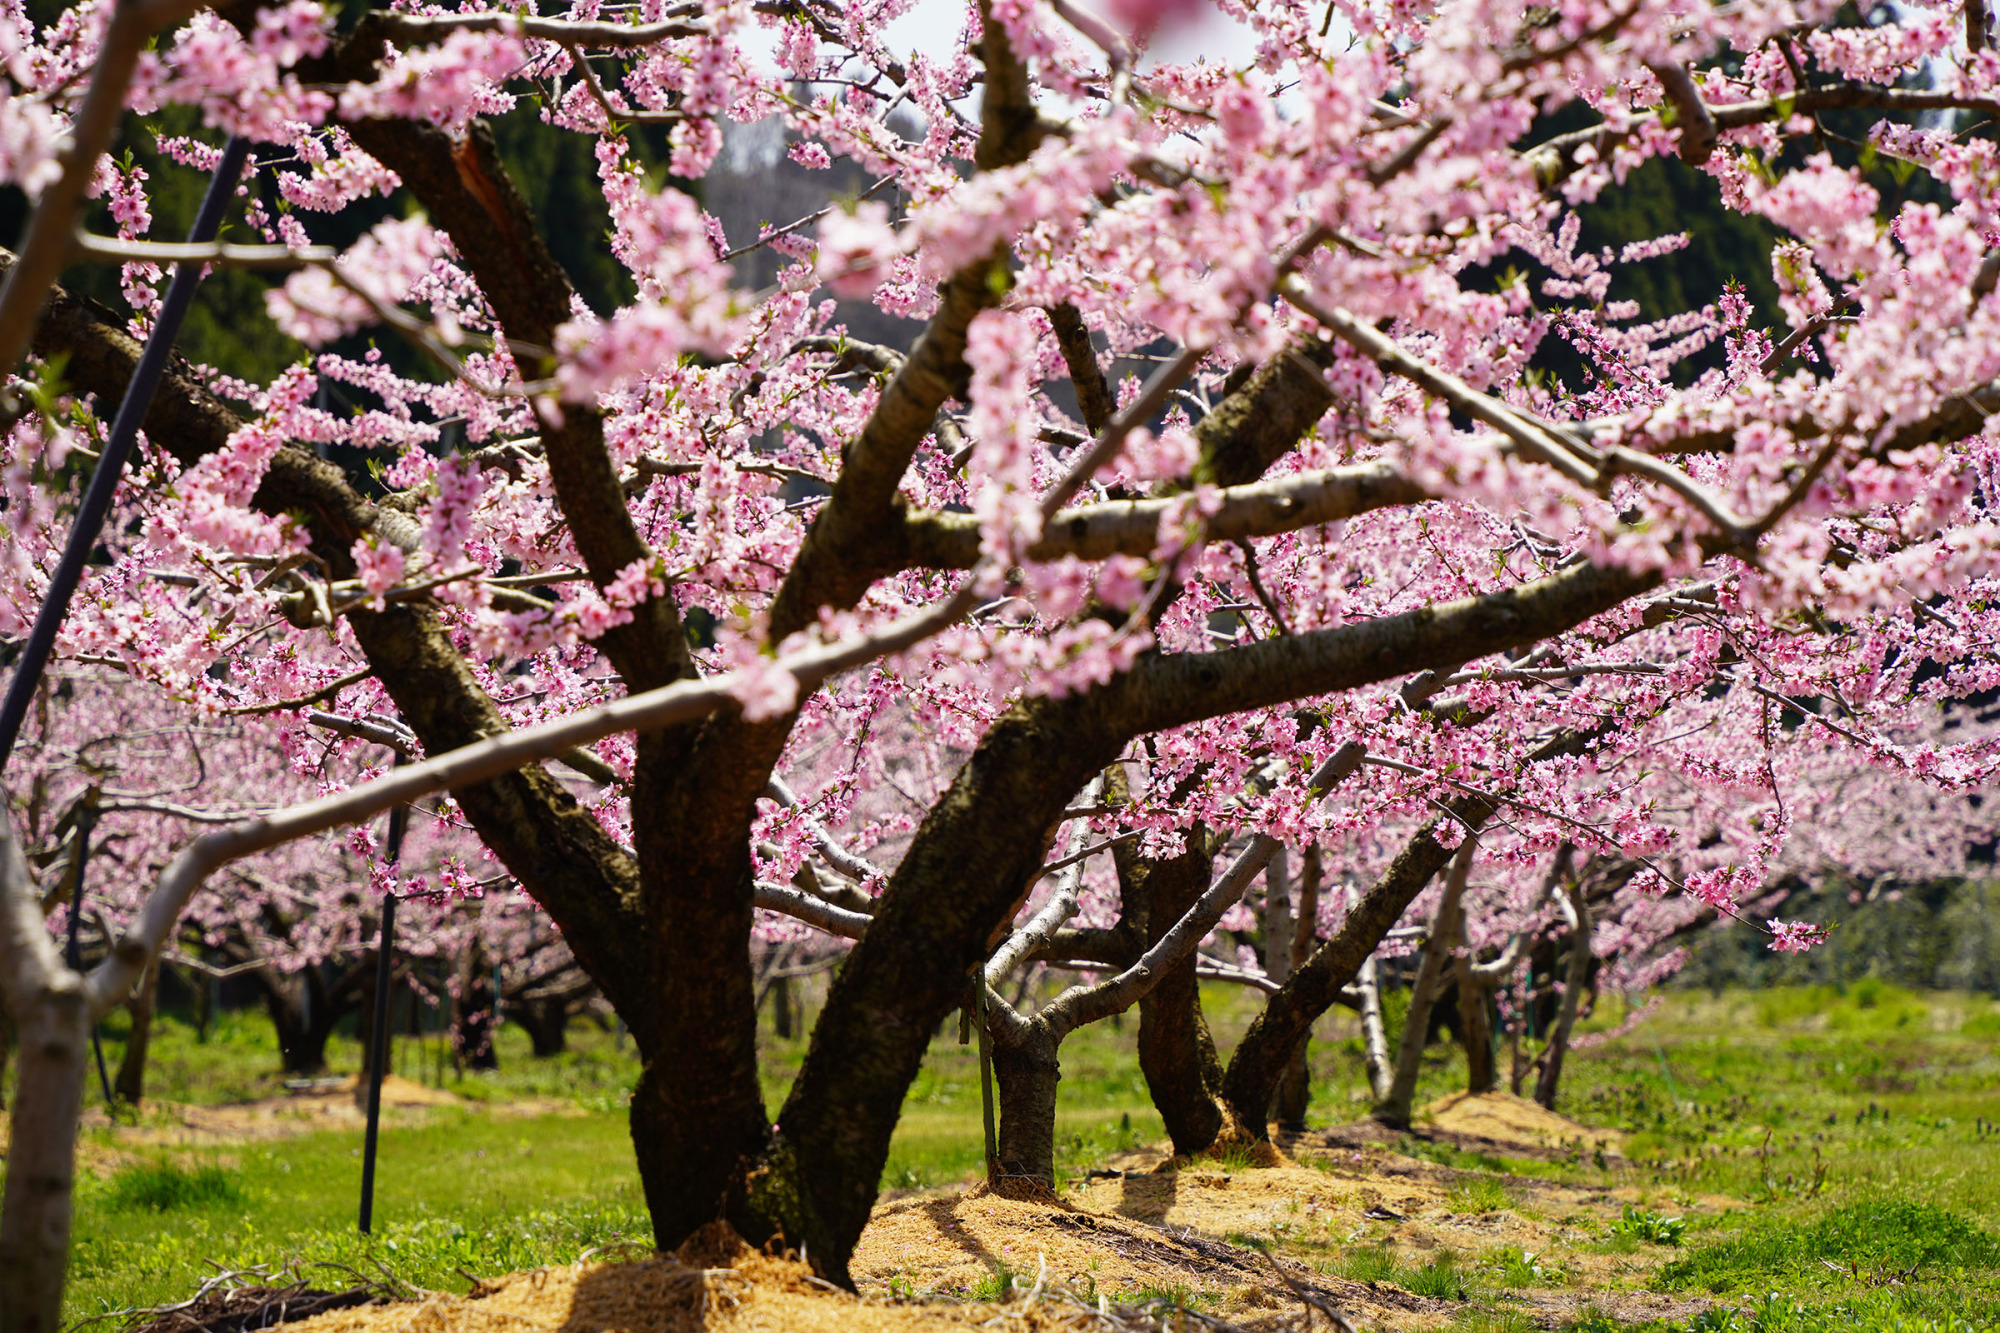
[2, 0, 2000, 1324]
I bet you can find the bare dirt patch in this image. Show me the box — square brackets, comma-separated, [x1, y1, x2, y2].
[1422, 1092, 1624, 1157]
[1318, 1091, 1624, 1165]
[65, 1077, 577, 1152]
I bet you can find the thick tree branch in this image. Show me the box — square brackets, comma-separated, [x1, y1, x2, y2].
[82, 588, 968, 1017]
[903, 463, 1431, 568]
[1041, 743, 1363, 1039]
[1048, 303, 1116, 435]
[374, 11, 705, 45]
[1649, 63, 1718, 167]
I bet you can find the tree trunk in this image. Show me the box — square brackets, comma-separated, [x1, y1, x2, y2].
[1220, 732, 1595, 1144]
[458, 981, 500, 1070]
[1129, 828, 1228, 1155]
[451, 946, 499, 1071]
[510, 994, 570, 1056]
[767, 700, 1127, 1281]
[1535, 879, 1591, 1110]
[773, 974, 797, 1039]
[1355, 947, 1394, 1102]
[1377, 842, 1473, 1129]
[1456, 960, 1496, 1094]
[258, 969, 314, 1074]
[255, 959, 358, 1077]
[1273, 846, 1320, 1130]
[990, 1022, 1061, 1189]
[0, 979, 89, 1333]
[112, 961, 157, 1106]
[0, 991, 13, 1111]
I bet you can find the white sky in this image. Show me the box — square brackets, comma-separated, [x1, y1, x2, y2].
[736, 0, 1266, 81]
[877, 0, 1264, 68]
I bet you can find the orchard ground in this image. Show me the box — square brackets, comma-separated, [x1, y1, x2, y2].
[23, 982, 2000, 1333]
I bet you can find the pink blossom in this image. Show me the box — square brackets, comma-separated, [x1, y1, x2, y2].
[351, 538, 406, 611]
[816, 200, 900, 300]
[732, 656, 800, 721]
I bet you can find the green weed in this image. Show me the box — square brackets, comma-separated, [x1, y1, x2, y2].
[1661, 1202, 2000, 1294]
[1488, 1246, 1561, 1287]
[1449, 1177, 1516, 1214]
[1611, 1203, 1688, 1246]
[104, 1162, 244, 1212]
[1401, 1254, 1472, 1300]
[1329, 1245, 1400, 1283]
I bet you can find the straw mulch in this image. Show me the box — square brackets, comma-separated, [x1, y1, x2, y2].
[226, 1222, 1329, 1333]
[1418, 1091, 1623, 1157]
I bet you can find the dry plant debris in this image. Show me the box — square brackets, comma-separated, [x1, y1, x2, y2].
[253, 1223, 1323, 1333]
[1418, 1093, 1624, 1157]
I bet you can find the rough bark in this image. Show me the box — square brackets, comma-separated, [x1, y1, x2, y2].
[1048, 302, 1116, 435]
[1123, 828, 1228, 1155]
[0, 810, 88, 1333]
[768, 699, 1127, 1275]
[0, 981, 86, 1333]
[989, 1022, 1062, 1188]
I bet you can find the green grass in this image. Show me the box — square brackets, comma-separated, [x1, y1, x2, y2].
[1660, 1201, 2000, 1292]
[1571, 1290, 2000, 1331]
[94, 1005, 646, 1109]
[24, 982, 2000, 1327]
[1448, 1176, 1516, 1214]
[1325, 1244, 1479, 1301]
[102, 1161, 246, 1212]
[65, 1109, 650, 1319]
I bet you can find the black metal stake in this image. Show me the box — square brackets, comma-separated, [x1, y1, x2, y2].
[0, 136, 252, 768]
[359, 796, 407, 1235]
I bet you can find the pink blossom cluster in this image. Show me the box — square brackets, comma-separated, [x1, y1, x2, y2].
[8, 0, 2000, 1045]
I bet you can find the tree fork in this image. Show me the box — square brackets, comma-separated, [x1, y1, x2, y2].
[1120, 828, 1230, 1155]
[1219, 731, 1598, 1140]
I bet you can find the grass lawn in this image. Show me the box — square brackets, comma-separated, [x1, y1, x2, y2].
[25, 981, 2000, 1329]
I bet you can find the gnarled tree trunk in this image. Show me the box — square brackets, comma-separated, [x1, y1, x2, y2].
[1126, 828, 1228, 1155]
[989, 1022, 1062, 1188]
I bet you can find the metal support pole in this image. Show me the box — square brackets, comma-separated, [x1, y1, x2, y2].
[0, 136, 252, 767]
[359, 795, 407, 1235]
